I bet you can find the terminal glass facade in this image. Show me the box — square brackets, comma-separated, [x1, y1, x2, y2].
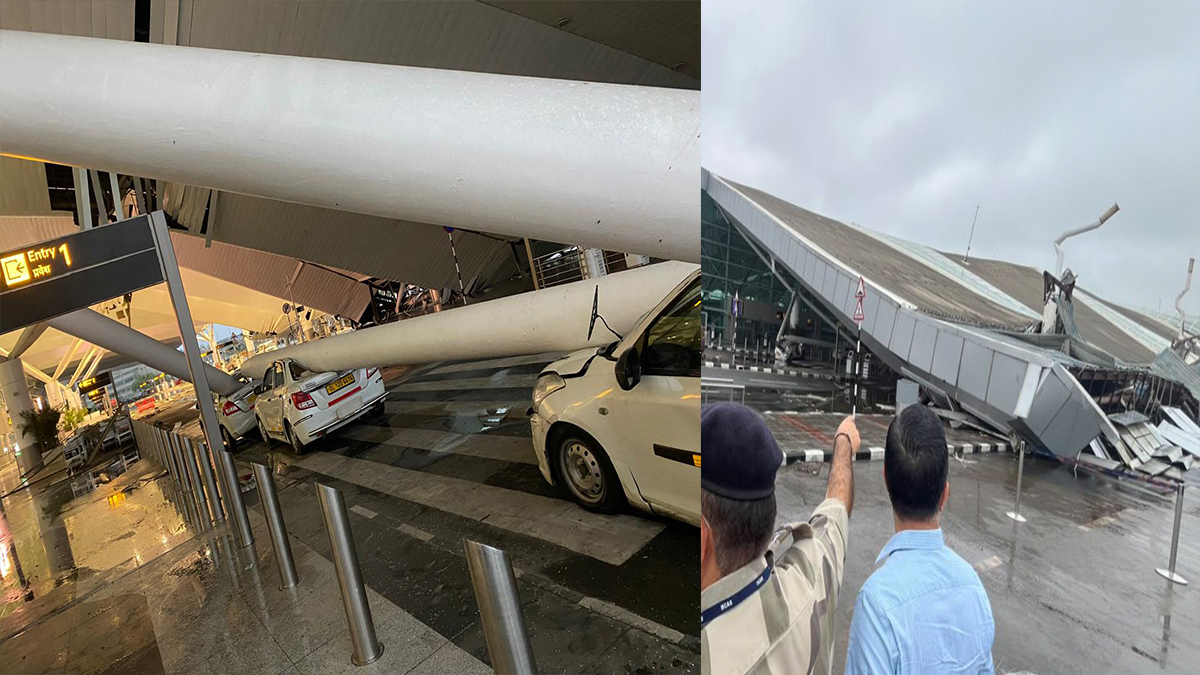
[701, 189, 792, 349]
[701, 189, 840, 362]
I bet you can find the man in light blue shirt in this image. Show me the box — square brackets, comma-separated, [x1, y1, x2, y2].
[845, 405, 994, 674]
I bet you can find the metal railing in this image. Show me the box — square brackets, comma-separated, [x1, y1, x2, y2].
[701, 381, 746, 406]
[532, 247, 587, 288]
[130, 419, 237, 532]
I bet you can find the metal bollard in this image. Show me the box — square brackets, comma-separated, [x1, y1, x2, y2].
[252, 462, 299, 589]
[156, 427, 167, 472]
[177, 434, 212, 529]
[464, 540, 538, 675]
[169, 433, 202, 526]
[1155, 483, 1188, 585]
[160, 428, 179, 479]
[1006, 442, 1027, 523]
[212, 440, 256, 550]
[188, 437, 225, 524]
[316, 482, 384, 666]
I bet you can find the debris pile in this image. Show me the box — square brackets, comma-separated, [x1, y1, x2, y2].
[1079, 407, 1198, 481]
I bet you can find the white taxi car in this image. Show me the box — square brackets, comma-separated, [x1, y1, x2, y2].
[530, 269, 700, 526]
[254, 358, 386, 452]
[216, 373, 259, 450]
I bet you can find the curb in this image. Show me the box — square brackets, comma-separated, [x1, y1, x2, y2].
[783, 441, 1012, 464]
[703, 360, 833, 380]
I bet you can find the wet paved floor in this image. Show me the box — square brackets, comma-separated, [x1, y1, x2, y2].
[168, 352, 699, 673]
[778, 452, 1198, 674]
[764, 411, 1004, 455]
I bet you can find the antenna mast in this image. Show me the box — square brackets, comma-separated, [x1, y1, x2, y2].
[962, 204, 980, 264]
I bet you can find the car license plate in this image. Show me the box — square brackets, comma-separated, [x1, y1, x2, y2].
[247, 393, 257, 406]
[325, 373, 355, 395]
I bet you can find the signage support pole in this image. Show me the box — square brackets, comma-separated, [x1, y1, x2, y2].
[853, 326, 861, 416]
[147, 211, 255, 550]
[852, 276, 867, 416]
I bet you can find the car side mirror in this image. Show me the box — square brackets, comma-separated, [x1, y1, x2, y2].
[616, 347, 642, 391]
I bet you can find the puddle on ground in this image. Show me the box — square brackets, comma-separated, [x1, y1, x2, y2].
[0, 448, 194, 637]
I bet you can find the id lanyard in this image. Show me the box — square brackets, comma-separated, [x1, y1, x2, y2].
[700, 565, 772, 628]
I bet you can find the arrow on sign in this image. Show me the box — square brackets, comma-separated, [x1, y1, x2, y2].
[855, 276, 866, 299]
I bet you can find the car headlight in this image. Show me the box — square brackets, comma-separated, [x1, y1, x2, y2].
[532, 373, 566, 408]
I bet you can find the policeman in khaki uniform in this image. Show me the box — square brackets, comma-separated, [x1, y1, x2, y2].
[700, 404, 857, 675]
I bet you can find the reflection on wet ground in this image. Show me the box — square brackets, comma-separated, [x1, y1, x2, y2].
[0, 448, 193, 636]
[777, 451, 1199, 674]
[0, 444, 489, 674]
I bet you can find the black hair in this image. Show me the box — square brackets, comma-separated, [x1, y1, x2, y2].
[884, 405, 949, 521]
[701, 488, 776, 573]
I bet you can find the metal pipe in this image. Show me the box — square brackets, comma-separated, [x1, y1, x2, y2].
[156, 428, 176, 478]
[147, 211, 255, 550]
[188, 437, 225, 524]
[1175, 258, 1194, 340]
[1006, 443, 1028, 523]
[1054, 203, 1119, 277]
[1155, 484, 1189, 585]
[175, 433, 211, 530]
[45, 308, 240, 396]
[241, 261, 696, 380]
[464, 540, 537, 675]
[0, 29, 698, 263]
[252, 463, 299, 589]
[168, 433, 199, 525]
[206, 440, 236, 521]
[316, 482, 384, 666]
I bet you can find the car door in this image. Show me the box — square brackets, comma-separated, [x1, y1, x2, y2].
[261, 362, 285, 434]
[612, 277, 701, 523]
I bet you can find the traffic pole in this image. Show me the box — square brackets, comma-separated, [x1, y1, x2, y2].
[853, 326, 862, 416]
[852, 276, 866, 415]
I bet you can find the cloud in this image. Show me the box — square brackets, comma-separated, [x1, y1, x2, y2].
[702, 0, 1200, 313]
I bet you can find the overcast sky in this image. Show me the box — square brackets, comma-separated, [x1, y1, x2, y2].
[703, 0, 1199, 315]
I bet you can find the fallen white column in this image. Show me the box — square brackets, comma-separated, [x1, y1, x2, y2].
[45, 309, 240, 396]
[0, 29, 699, 262]
[241, 261, 697, 380]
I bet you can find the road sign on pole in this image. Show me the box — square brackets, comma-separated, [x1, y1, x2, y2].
[853, 276, 866, 415]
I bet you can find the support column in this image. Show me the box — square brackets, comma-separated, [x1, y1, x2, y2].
[0, 359, 43, 476]
[45, 383, 64, 410]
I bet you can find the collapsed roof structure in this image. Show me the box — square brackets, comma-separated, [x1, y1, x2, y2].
[703, 168, 1199, 481]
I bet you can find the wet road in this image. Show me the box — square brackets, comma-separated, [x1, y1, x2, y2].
[777, 451, 1198, 674]
[185, 353, 700, 673]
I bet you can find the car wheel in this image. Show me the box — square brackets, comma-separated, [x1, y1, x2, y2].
[285, 423, 305, 454]
[256, 416, 274, 446]
[221, 425, 237, 452]
[555, 432, 623, 514]
[372, 400, 386, 417]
